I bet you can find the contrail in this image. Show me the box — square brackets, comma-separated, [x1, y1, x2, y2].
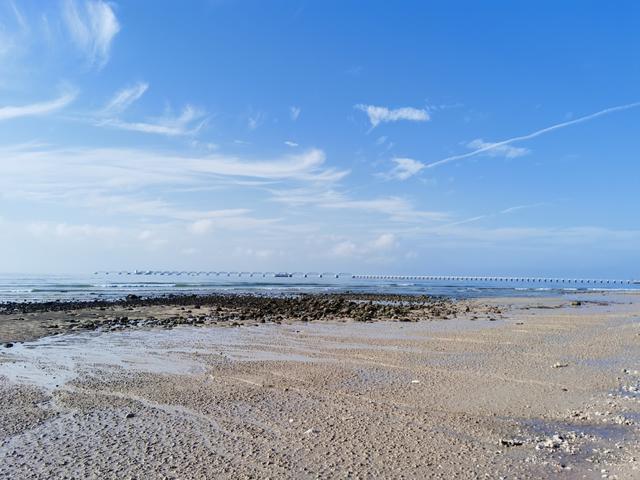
[426, 101, 640, 169]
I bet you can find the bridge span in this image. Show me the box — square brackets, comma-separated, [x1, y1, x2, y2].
[94, 271, 639, 285]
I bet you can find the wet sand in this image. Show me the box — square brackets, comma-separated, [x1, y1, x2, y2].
[1, 294, 639, 478]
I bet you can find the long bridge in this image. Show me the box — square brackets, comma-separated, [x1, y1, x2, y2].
[94, 271, 640, 285]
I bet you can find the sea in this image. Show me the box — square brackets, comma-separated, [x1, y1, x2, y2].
[1, 273, 638, 303]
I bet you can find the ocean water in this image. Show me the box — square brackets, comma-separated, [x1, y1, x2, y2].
[0, 273, 638, 303]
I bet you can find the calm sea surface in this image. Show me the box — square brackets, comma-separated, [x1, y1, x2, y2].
[1, 273, 638, 303]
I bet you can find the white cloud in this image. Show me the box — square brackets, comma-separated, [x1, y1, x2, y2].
[233, 247, 275, 259]
[189, 219, 214, 235]
[0, 144, 348, 225]
[96, 83, 206, 138]
[98, 104, 207, 137]
[500, 203, 546, 215]
[185, 148, 345, 181]
[329, 233, 397, 258]
[324, 197, 444, 221]
[248, 111, 266, 130]
[270, 189, 447, 223]
[369, 233, 396, 250]
[187, 215, 262, 235]
[137, 230, 153, 240]
[385, 157, 425, 180]
[330, 240, 358, 257]
[284, 141, 298, 147]
[355, 104, 430, 128]
[28, 221, 120, 238]
[466, 139, 529, 159]
[63, 0, 120, 68]
[290, 106, 301, 121]
[136, 229, 168, 248]
[102, 82, 148, 115]
[0, 91, 76, 121]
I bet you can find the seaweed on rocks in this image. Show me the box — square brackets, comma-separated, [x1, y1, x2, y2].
[0, 293, 479, 342]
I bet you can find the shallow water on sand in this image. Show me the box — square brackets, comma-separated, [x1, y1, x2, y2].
[0, 316, 504, 390]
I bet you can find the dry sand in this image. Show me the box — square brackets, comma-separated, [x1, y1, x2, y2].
[1, 294, 639, 479]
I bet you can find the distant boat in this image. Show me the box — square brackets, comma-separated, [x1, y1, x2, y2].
[275, 272, 292, 278]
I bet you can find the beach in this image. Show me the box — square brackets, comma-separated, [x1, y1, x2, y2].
[1, 293, 639, 479]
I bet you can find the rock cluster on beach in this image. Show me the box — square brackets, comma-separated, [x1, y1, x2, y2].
[0, 293, 498, 342]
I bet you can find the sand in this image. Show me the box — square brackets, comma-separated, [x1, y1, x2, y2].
[0, 294, 639, 479]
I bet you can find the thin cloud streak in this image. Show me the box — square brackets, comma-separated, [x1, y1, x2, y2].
[269, 188, 448, 223]
[426, 101, 640, 168]
[97, 105, 207, 137]
[384, 157, 425, 180]
[438, 203, 547, 229]
[0, 91, 77, 121]
[102, 82, 148, 115]
[0, 144, 349, 194]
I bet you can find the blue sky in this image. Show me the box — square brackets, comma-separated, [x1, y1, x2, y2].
[1, 0, 639, 276]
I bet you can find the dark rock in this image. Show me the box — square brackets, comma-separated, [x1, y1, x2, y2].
[500, 439, 523, 447]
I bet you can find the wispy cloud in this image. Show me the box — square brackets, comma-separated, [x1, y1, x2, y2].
[369, 233, 396, 250]
[427, 101, 640, 169]
[0, 91, 77, 121]
[330, 233, 397, 258]
[466, 139, 529, 159]
[500, 203, 547, 214]
[417, 224, 640, 248]
[63, 0, 120, 68]
[98, 104, 207, 137]
[0, 1, 29, 59]
[0, 144, 350, 237]
[248, 110, 266, 130]
[284, 140, 298, 147]
[270, 189, 447, 223]
[438, 203, 547, 229]
[384, 157, 425, 180]
[355, 104, 430, 128]
[28, 221, 120, 238]
[102, 82, 148, 115]
[0, 144, 348, 196]
[9, 1, 28, 31]
[96, 83, 206, 137]
[290, 106, 301, 121]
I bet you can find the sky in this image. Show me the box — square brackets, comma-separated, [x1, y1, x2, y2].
[0, 0, 639, 277]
